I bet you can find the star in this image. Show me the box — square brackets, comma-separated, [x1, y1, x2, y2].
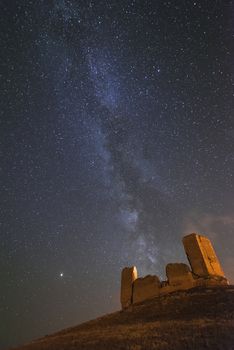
[2, 1, 234, 348]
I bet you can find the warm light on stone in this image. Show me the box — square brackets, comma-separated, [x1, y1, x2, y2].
[120, 233, 229, 309]
[182, 233, 225, 278]
[166, 263, 194, 287]
[120, 266, 137, 309]
[132, 275, 160, 304]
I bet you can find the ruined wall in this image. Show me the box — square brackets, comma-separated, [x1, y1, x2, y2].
[133, 275, 160, 304]
[183, 233, 225, 278]
[166, 263, 194, 288]
[120, 266, 137, 309]
[120, 233, 228, 309]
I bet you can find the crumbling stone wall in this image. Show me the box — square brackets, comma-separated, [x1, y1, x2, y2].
[183, 233, 225, 278]
[120, 233, 228, 309]
[133, 275, 160, 304]
[120, 266, 137, 309]
[166, 263, 194, 288]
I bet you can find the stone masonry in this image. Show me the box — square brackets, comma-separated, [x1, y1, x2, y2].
[132, 275, 160, 304]
[120, 233, 228, 309]
[182, 233, 225, 278]
[166, 263, 194, 287]
[121, 266, 138, 309]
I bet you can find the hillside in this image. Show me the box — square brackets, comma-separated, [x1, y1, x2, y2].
[13, 286, 234, 350]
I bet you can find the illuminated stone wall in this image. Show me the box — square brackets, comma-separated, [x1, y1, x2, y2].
[120, 266, 138, 309]
[183, 233, 225, 278]
[120, 233, 228, 309]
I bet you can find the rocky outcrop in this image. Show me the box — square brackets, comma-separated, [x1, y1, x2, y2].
[121, 233, 229, 308]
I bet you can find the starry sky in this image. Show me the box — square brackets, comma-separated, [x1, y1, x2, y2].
[1, 0, 234, 348]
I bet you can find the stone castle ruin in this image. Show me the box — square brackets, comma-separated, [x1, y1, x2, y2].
[121, 233, 229, 309]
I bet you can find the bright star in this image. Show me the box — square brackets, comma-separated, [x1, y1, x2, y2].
[60, 272, 64, 277]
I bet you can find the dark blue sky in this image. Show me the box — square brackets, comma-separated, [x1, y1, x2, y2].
[1, 0, 234, 348]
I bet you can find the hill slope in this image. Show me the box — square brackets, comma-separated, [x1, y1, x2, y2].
[13, 286, 234, 350]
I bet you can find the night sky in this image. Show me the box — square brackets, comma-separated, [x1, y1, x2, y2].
[1, 0, 234, 348]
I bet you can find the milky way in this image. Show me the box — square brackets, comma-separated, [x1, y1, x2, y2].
[1, 1, 234, 348]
